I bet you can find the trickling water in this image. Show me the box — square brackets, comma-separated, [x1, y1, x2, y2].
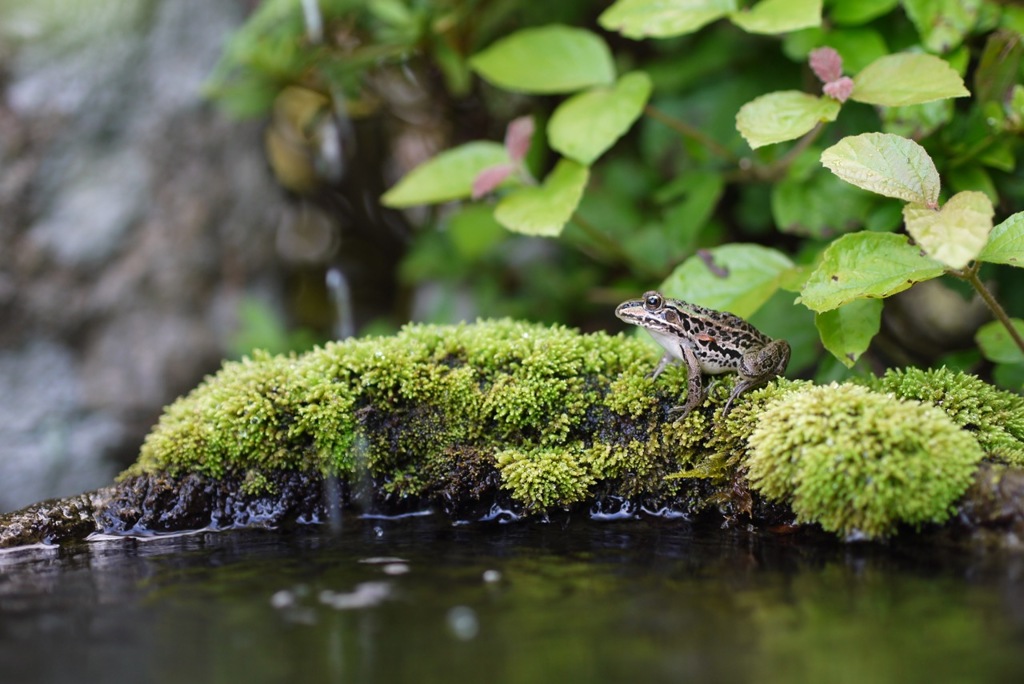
[326, 267, 355, 340]
[1, 516, 1022, 684]
[300, 0, 323, 44]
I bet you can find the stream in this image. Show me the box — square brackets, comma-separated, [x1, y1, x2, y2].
[1, 515, 1022, 683]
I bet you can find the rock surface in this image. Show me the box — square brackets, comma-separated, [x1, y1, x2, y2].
[0, 0, 285, 511]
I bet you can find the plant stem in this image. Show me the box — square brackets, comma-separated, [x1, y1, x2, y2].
[569, 212, 632, 265]
[768, 123, 825, 176]
[961, 266, 1024, 357]
[643, 104, 738, 162]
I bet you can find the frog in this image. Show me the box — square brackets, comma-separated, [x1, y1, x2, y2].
[615, 290, 791, 419]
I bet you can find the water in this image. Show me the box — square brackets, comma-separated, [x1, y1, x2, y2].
[1, 516, 1022, 684]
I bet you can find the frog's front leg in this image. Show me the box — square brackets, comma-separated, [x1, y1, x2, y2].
[722, 339, 792, 416]
[667, 344, 705, 420]
[648, 352, 675, 380]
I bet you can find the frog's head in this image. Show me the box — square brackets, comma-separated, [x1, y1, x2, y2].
[615, 290, 681, 334]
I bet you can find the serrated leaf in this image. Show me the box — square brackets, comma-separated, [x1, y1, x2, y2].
[852, 53, 969, 107]
[549, 72, 652, 165]
[381, 142, 509, 207]
[660, 244, 795, 317]
[976, 319, 1024, 364]
[820, 132, 940, 205]
[798, 232, 944, 312]
[902, 190, 993, 269]
[736, 91, 840, 149]
[494, 160, 588, 237]
[815, 298, 883, 367]
[469, 25, 615, 94]
[599, 0, 737, 39]
[978, 212, 1024, 267]
[730, 0, 822, 35]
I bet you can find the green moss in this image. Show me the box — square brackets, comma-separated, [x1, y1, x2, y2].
[867, 366, 1024, 465]
[124, 319, 712, 511]
[124, 319, 1020, 538]
[746, 383, 984, 539]
[240, 469, 275, 497]
[495, 444, 597, 509]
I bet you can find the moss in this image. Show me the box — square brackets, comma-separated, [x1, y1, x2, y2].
[495, 443, 597, 509]
[867, 366, 1024, 465]
[124, 319, 715, 513]
[240, 469, 275, 497]
[123, 319, 1022, 539]
[703, 377, 812, 473]
[746, 383, 984, 539]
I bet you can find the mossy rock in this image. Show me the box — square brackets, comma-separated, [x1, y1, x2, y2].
[867, 367, 1024, 466]
[746, 383, 984, 539]
[4, 322, 1024, 546]
[126, 319, 734, 517]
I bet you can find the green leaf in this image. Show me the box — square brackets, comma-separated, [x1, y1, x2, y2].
[976, 319, 1024, 364]
[947, 164, 997, 205]
[974, 29, 1024, 106]
[381, 142, 509, 207]
[736, 91, 840, 149]
[747, 289, 819, 374]
[851, 53, 970, 107]
[880, 100, 953, 139]
[494, 160, 589, 237]
[548, 72, 652, 165]
[798, 232, 944, 312]
[447, 204, 507, 260]
[730, 0, 822, 34]
[902, 191, 994, 269]
[815, 298, 883, 367]
[823, 28, 890, 73]
[660, 173, 725, 246]
[660, 244, 795, 318]
[830, 0, 898, 26]
[599, 0, 737, 39]
[820, 132, 940, 205]
[771, 168, 875, 238]
[468, 25, 615, 94]
[978, 212, 1024, 266]
[903, 0, 979, 53]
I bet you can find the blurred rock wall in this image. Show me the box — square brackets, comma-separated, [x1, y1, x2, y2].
[0, 0, 285, 511]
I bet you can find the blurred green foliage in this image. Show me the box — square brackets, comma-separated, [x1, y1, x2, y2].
[208, 0, 1024, 386]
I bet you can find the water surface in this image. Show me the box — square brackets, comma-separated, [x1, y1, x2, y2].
[1, 516, 1022, 683]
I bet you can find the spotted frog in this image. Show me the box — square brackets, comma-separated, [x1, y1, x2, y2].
[615, 290, 791, 419]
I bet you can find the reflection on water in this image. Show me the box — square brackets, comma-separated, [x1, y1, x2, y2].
[1, 517, 1023, 684]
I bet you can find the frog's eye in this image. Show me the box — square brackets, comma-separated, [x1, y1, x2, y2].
[644, 292, 662, 310]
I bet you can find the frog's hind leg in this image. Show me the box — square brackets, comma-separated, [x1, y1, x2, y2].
[722, 340, 792, 416]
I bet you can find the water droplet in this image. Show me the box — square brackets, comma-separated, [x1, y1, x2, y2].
[447, 606, 479, 640]
[270, 589, 295, 609]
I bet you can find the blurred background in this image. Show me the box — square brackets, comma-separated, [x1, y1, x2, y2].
[0, 0, 294, 510]
[2, 0, 1022, 511]
[0, 0, 614, 511]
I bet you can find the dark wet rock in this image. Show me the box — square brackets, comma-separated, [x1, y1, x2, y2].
[3, 461, 1023, 549]
[0, 493, 100, 547]
[954, 463, 1024, 546]
[95, 472, 331, 535]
